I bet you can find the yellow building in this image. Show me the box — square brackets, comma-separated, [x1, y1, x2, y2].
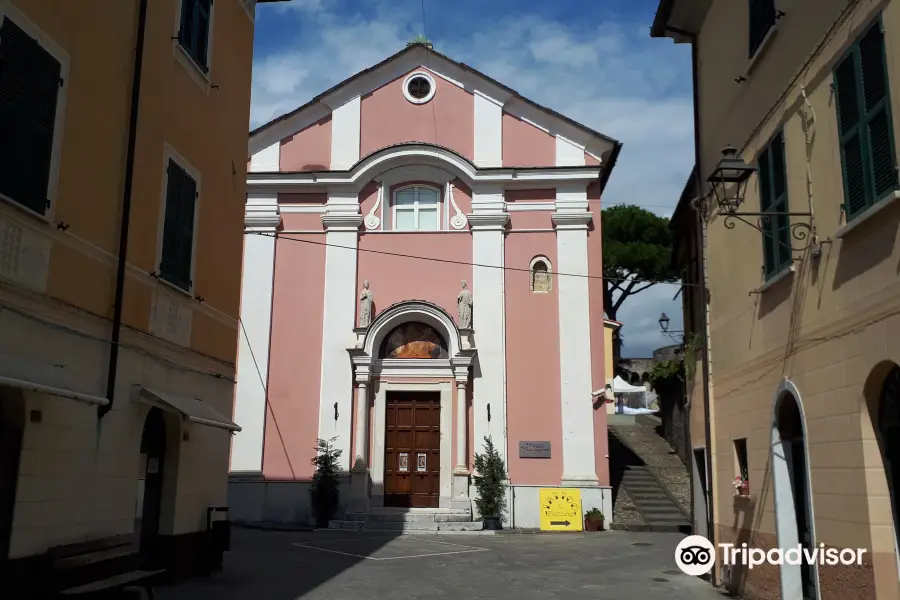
[0, 0, 281, 593]
[604, 319, 621, 414]
[654, 0, 900, 598]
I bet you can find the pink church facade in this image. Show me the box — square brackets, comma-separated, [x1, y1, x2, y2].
[229, 43, 622, 528]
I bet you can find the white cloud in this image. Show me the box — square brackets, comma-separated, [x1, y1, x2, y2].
[250, 2, 693, 356]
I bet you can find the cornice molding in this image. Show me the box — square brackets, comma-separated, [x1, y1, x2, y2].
[467, 212, 509, 230]
[551, 212, 593, 229]
[321, 213, 363, 231]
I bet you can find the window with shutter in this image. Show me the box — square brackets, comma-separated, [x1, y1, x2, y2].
[178, 0, 212, 73]
[759, 131, 791, 280]
[160, 159, 197, 291]
[835, 17, 898, 222]
[748, 0, 776, 58]
[0, 16, 62, 216]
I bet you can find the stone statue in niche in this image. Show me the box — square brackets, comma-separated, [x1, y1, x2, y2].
[457, 280, 473, 329]
[359, 280, 374, 327]
[532, 260, 551, 292]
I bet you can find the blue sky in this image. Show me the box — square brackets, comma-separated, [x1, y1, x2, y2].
[250, 0, 693, 357]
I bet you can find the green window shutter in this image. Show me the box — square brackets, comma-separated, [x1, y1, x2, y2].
[836, 18, 898, 221]
[758, 146, 776, 277]
[196, 0, 211, 72]
[178, 0, 212, 72]
[748, 0, 776, 58]
[835, 50, 868, 218]
[0, 17, 61, 216]
[771, 133, 791, 272]
[759, 132, 791, 279]
[859, 21, 898, 200]
[160, 160, 197, 291]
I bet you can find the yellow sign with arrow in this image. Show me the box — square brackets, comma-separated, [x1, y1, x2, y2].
[539, 488, 583, 532]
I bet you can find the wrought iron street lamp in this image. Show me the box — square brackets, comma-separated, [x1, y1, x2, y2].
[707, 146, 756, 214]
[658, 313, 684, 342]
[706, 146, 815, 252]
[659, 312, 671, 332]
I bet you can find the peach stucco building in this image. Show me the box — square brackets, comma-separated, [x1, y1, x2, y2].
[229, 42, 622, 528]
[655, 0, 900, 599]
[0, 0, 280, 592]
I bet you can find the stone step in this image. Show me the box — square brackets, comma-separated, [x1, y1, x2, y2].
[344, 510, 473, 523]
[634, 497, 679, 506]
[639, 508, 687, 519]
[329, 520, 483, 532]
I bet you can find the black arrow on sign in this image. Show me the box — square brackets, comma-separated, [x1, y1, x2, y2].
[550, 520, 571, 526]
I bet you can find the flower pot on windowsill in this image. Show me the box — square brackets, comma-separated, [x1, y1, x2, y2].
[482, 516, 502, 531]
[733, 477, 750, 497]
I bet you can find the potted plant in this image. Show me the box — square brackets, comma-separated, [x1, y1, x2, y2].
[310, 437, 342, 528]
[584, 507, 605, 531]
[733, 476, 750, 496]
[473, 436, 508, 530]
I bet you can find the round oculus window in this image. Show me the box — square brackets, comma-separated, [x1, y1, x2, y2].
[403, 72, 436, 104]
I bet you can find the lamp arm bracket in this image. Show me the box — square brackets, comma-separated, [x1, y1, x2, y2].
[722, 212, 817, 252]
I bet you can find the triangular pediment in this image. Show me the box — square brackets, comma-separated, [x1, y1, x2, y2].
[250, 44, 617, 163]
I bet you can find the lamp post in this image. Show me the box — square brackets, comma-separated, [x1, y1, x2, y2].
[659, 312, 684, 342]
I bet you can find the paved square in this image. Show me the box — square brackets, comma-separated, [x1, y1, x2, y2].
[155, 528, 726, 600]
[291, 534, 489, 561]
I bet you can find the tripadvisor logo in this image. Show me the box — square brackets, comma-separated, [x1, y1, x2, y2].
[675, 535, 867, 576]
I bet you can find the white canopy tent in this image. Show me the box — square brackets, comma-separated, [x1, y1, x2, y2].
[612, 375, 646, 393]
[611, 375, 656, 415]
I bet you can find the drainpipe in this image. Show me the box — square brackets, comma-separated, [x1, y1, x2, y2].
[100, 0, 148, 419]
[667, 24, 717, 588]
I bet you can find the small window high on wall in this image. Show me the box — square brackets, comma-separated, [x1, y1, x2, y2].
[393, 186, 440, 231]
[530, 257, 552, 293]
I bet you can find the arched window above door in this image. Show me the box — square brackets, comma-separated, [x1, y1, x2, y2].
[393, 185, 440, 231]
[379, 322, 449, 359]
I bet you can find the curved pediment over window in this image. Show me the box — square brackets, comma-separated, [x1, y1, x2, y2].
[379, 322, 449, 359]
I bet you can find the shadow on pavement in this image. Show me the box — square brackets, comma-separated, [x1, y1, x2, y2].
[154, 527, 402, 600]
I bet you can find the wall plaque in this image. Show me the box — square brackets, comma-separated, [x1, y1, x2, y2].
[519, 441, 551, 458]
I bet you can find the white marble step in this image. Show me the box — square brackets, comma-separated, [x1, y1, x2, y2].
[329, 519, 483, 532]
[345, 509, 473, 523]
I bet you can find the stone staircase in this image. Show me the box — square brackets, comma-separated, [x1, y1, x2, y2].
[620, 465, 691, 533]
[329, 507, 482, 532]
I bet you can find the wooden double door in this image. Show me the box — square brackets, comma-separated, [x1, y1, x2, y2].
[384, 391, 441, 508]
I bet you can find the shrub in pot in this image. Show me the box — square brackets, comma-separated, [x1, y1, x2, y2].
[584, 507, 604, 531]
[473, 436, 508, 530]
[310, 437, 342, 529]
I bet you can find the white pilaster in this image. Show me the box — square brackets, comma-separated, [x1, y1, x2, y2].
[454, 379, 468, 469]
[473, 91, 503, 168]
[467, 189, 508, 465]
[330, 96, 361, 170]
[353, 379, 369, 468]
[349, 369, 371, 514]
[250, 142, 280, 172]
[318, 193, 362, 471]
[232, 193, 281, 473]
[556, 134, 585, 167]
[552, 183, 597, 486]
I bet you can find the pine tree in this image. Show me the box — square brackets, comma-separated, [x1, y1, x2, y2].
[310, 437, 342, 528]
[473, 436, 507, 519]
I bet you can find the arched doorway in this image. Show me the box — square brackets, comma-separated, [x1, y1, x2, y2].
[378, 322, 447, 508]
[0, 388, 25, 560]
[771, 382, 819, 600]
[136, 408, 166, 562]
[875, 365, 900, 567]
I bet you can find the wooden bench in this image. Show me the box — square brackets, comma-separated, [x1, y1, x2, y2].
[47, 534, 164, 598]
